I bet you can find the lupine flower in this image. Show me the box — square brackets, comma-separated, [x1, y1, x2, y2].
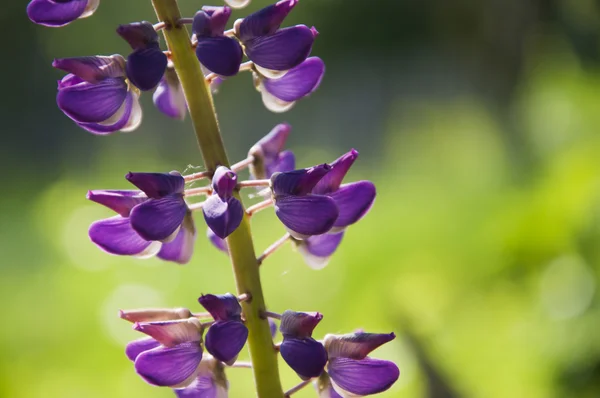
[154, 67, 187, 120]
[88, 172, 196, 264]
[198, 294, 248, 365]
[193, 7, 243, 77]
[279, 310, 328, 379]
[254, 56, 325, 113]
[248, 123, 295, 180]
[207, 228, 228, 253]
[312, 149, 376, 233]
[175, 355, 229, 398]
[117, 21, 168, 91]
[54, 55, 142, 134]
[27, 0, 99, 27]
[203, 167, 244, 239]
[127, 318, 204, 387]
[293, 231, 345, 270]
[270, 164, 339, 239]
[236, 0, 317, 77]
[323, 332, 399, 396]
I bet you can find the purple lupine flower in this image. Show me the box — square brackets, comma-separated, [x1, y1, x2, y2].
[174, 356, 229, 398]
[270, 164, 339, 239]
[154, 68, 187, 120]
[198, 293, 248, 365]
[54, 55, 142, 134]
[248, 123, 295, 180]
[203, 167, 244, 239]
[279, 310, 328, 379]
[236, 0, 317, 76]
[323, 332, 399, 396]
[207, 228, 228, 254]
[88, 172, 196, 264]
[293, 231, 345, 270]
[27, 0, 99, 27]
[269, 318, 278, 338]
[127, 318, 204, 387]
[312, 149, 376, 233]
[193, 7, 243, 77]
[117, 21, 168, 91]
[254, 56, 325, 113]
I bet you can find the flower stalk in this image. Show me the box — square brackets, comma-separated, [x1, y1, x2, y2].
[150, 0, 284, 396]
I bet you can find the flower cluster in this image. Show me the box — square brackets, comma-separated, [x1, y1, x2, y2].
[121, 296, 398, 397]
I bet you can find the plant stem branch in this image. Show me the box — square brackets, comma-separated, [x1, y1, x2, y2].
[151, 1, 284, 397]
[246, 198, 274, 216]
[284, 379, 311, 397]
[257, 233, 291, 266]
[239, 179, 270, 188]
[231, 155, 254, 172]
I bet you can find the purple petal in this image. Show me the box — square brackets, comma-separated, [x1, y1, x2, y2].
[328, 357, 399, 396]
[211, 166, 237, 199]
[314, 373, 343, 398]
[198, 293, 241, 322]
[237, 0, 298, 42]
[120, 308, 193, 323]
[328, 181, 376, 230]
[153, 72, 187, 120]
[57, 76, 127, 123]
[202, 195, 243, 239]
[265, 150, 296, 178]
[27, 0, 87, 27]
[205, 321, 248, 365]
[126, 46, 168, 91]
[135, 342, 203, 387]
[312, 149, 359, 195]
[270, 164, 331, 196]
[280, 310, 323, 339]
[175, 375, 221, 398]
[88, 216, 159, 256]
[134, 318, 202, 347]
[296, 231, 344, 270]
[129, 195, 188, 242]
[53, 55, 125, 84]
[193, 7, 231, 37]
[126, 337, 161, 361]
[324, 332, 396, 360]
[245, 25, 316, 71]
[261, 56, 325, 102]
[86, 189, 146, 217]
[280, 337, 328, 380]
[196, 36, 242, 77]
[269, 318, 278, 339]
[207, 228, 228, 254]
[157, 215, 197, 264]
[252, 123, 291, 157]
[274, 195, 339, 239]
[76, 90, 139, 135]
[126, 171, 185, 198]
[117, 21, 159, 50]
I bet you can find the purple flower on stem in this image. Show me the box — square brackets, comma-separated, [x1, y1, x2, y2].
[254, 57, 325, 113]
[54, 55, 142, 134]
[236, 0, 317, 77]
[203, 166, 244, 239]
[248, 123, 295, 180]
[294, 231, 345, 270]
[193, 7, 243, 77]
[207, 228, 228, 254]
[270, 164, 339, 239]
[174, 356, 229, 398]
[117, 21, 168, 91]
[127, 318, 204, 387]
[323, 332, 399, 396]
[27, 0, 99, 27]
[198, 293, 248, 365]
[279, 310, 328, 379]
[153, 67, 187, 120]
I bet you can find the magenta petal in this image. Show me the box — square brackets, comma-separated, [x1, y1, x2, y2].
[135, 342, 203, 387]
[205, 321, 248, 365]
[245, 25, 315, 71]
[328, 357, 399, 396]
[274, 195, 339, 238]
[328, 181, 376, 229]
[134, 319, 202, 347]
[312, 149, 359, 195]
[27, 0, 88, 27]
[57, 76, 127, 123]
[202, 195, 243, 239]
[280, 337, 328, 380]
[280, 310, 323, 339]
[126, 172, 185, 198]
[129, 195, 188, 242]
[196, 36, 243, 77]
[126, 337, 161, 362]
[262, 56, 324, 102]
[157, 217, 197, 264]
[88, 216, 155, 256]
[325, 332, 396, 360]
[270, 164, 331, 196]
[86, 189, 146, 217]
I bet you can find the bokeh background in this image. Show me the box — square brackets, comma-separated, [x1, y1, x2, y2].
[2, 0, 600, 397]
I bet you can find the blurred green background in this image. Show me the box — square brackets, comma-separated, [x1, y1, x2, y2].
[2, 0, 600, 397]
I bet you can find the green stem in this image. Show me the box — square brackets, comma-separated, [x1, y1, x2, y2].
[150, 2, 284, 397]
